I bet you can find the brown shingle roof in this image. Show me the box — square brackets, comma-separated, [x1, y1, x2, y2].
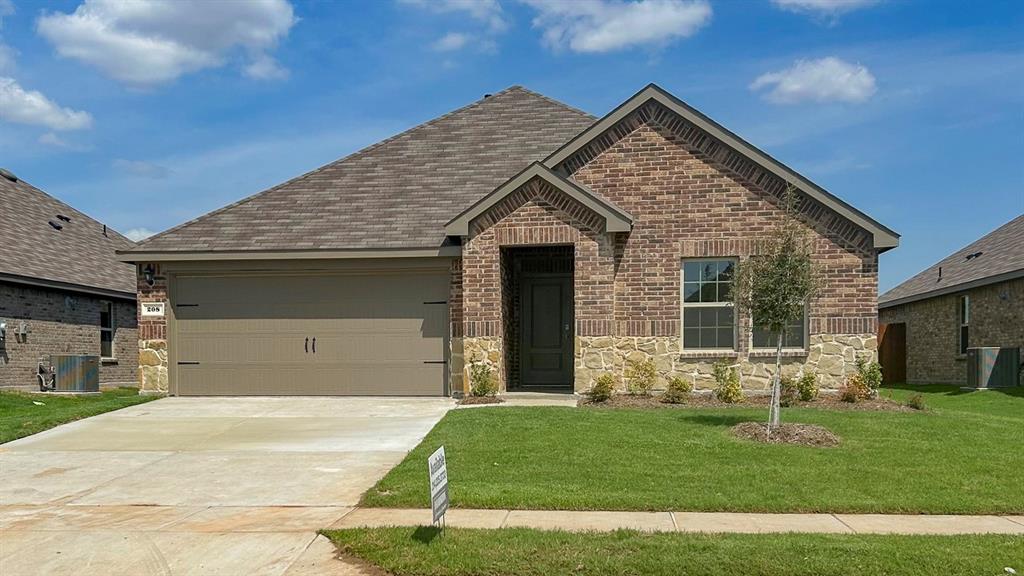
[129, 86, 596, 254]
[879, 214, 1024, 307]
[0, 172, 136, 296]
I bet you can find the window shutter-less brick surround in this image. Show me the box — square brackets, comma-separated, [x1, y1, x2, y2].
[456, 102, 878, 393]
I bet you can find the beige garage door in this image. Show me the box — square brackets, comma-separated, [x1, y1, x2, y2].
[172, 271, 448, 396]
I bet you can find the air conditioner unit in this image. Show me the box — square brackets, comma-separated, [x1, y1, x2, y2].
[966, 347, 1021, 388]
[51, 355, 100, 393]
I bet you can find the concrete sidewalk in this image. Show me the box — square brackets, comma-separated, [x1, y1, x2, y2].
[333, 508, 1024, 535]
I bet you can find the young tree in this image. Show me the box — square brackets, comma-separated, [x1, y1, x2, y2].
[731, 187, 823, 433]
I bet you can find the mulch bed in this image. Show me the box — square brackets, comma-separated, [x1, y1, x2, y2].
[458, 396, 505, 405]
[731, 422, 841, 447]
[579, 393, 911, 412]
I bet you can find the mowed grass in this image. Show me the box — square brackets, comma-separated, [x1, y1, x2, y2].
[325, 527, 1024, 576]
[362, 385, 1024, 513]
[0, 387, 158, 444]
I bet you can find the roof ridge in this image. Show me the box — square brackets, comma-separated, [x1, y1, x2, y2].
[507, 85, 596, 120]
[132, 85, 555, 250]
[879, 213, 1024, 301]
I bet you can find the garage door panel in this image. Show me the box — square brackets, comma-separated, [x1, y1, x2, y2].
[174, 271, 448, 396]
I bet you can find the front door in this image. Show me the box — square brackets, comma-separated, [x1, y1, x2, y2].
[520, 275, 573, 388]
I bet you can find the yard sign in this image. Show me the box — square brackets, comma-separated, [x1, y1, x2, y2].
[428, 445, 449, 525]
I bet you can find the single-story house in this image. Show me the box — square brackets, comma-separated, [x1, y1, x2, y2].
[0, 168, 138, 389]
[879, 214, 1023, 385]
[121, 84, 898, 397]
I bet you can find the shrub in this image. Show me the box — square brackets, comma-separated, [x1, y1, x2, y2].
[779, 376, 798, 407]
[857, 358, 883, 393]
[661, 375, 692, 404]
[797, 372, 819, 402]
[624, 357, 657, 396]
[840, 372, 872, 403]
[713, 361, 744, 404]
[468, 355, 498, 397]
[589, 373, 617, 402]
[905, 393, 926, 411]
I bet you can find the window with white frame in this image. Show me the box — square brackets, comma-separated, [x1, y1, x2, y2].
[100, 301, 114, 358]
[751, 307, 807, 350]
[681, 259, 736, 350]
[958, 295, 969, 355]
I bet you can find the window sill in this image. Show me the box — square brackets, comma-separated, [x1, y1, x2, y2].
[100, 357, 118, 365]
[678, 350, 739, 360]
[748, 349, 808, 358]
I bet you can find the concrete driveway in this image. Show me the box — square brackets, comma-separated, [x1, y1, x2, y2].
[0, 396, 453, 575]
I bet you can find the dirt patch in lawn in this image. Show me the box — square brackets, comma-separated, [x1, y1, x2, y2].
[458, 396, 505, 406]
[731, 422, 841, 447]
[579, 393, 911, 412]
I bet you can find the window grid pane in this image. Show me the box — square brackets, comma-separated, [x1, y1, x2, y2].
[682, 260, 737, 350]
[752, 316, 806, 349]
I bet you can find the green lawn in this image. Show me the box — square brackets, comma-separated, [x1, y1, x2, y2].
[0, 387, 158, 444]
[325, 527, 1024, 576]
[363, 385, 1024, 513]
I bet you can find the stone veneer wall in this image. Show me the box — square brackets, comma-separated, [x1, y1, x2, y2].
[457, 101, 881, 394]
[137, 263, 168, 394]
[879, 277, 1024, 385]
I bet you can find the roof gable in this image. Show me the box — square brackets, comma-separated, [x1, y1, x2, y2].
[879, 214, 1024, 307]
[0, 172, 136, 297]
[543, 84, 899, 252]
[445, 163, 633, 236]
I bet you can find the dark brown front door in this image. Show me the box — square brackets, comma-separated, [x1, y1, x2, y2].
[520, 275, 573, 388]
[878, 322, 907, 385]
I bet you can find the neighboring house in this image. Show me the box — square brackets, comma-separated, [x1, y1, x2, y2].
[121, 84, 898, 397]
[879, 215, 1023, 385]
[0, 168, 138, 389]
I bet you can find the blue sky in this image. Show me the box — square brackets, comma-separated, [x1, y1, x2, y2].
[1, 0, 1021, 293]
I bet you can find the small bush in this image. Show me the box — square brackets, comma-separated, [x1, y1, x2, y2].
[468, 355, 498, 397]
[797, 372, 819, 402]
[624, 357, 657, 396]
[840, 372, 871, 403]
[779, 376, 798, 407]
[589, 373, 617, 402]
[857, 358, 883, 394]
[661, 375, 692, 404]
[713, 361, 744, 404]
[905, 393, 926, 411]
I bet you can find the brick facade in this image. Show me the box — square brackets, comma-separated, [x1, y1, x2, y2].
[136, 263, 169, 393]
[456, 102, 879, 393]
[0, 281, 137, 388]
[879, 277, 1024, 385]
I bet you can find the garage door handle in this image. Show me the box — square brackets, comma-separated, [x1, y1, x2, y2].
[312, 337, 316, 354]
[305, 337, 309, 354]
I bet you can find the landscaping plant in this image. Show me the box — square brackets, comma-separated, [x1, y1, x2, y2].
[589, 373, 617, 402]
[905, 393, 926, 411]
[730, 187, 822, 431]
[468, 354, 498, 397]
[713, 361, 743, 403]
[857, 358, 884, 395]
[624, 357, 657, 396]
[797, 372, 819, 402]
[779, 376, 798, 407]
[661, 375, 692, 404]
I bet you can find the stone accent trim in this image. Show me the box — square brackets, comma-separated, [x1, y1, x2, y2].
[138, 339, 168, 393]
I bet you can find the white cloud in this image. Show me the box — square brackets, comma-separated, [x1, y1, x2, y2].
[112, 158, 171, 179]
[432, 32, 471, 52]
[772, 0, 879, 17]
[523, 0, 712, 53]
[244, 53, 289, 80]
[38, 131, 92, 151]
[750, 57, 877, 104]
[0, 0, 15, 71]
[36, 0, 296, 88]
[399, 0, 507, 33]
[0, 77, 93, 130]
[123, 227, 155, 242]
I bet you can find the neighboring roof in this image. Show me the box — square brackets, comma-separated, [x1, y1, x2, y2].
[125, 86, 595, 258]
[445, 162, 633, 236]
[879, 214, 1024, 308]
[0, 170, 136, 298]
[543, 84, 900, 252]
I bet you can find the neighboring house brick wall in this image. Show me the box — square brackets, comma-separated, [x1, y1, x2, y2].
[879, 277, 1024, 385]
[137, 263, 169, 394]
[459, 105, 878, 393]
[0, 281, 137, 388]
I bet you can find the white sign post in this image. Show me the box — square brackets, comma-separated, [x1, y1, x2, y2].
[428, 446, 449, 530]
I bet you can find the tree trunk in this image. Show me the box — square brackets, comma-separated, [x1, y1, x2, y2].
[768, 331, 784, 433]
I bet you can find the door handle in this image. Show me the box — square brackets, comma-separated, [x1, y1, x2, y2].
[305, 337, 309, 354]
[312, 337, 316, 354]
